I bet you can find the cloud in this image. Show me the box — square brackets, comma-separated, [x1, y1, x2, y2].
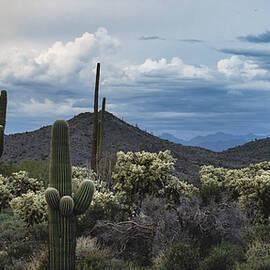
[238, 30, 270, 43]
[138, 36, 166, 40]
[13, 98, 88, 117]
[0, 28, 121, 89]
[177, 39, 203, 43]
[121, 57, 212, 83]
[220, 48, 270, 58]
[217, 55, 268, 79]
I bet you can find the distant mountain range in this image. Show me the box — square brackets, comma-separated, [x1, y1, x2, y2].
[159, 132, 269, 152]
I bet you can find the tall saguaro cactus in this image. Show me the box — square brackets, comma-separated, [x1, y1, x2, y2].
[91, 63, 100, 172]
[45, 119, 95, 270]
[0, 90, 7, 158]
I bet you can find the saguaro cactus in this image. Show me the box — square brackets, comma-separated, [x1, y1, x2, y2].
[97, 97, 106, 163]
[0, 90, 7, 158]
[91, 63, 100, 173]
[45, 119, 95, 270]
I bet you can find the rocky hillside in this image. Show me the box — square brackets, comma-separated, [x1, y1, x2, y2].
[2, 111, 270, 182]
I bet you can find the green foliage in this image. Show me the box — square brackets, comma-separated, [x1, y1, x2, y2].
[236, 241, 270, 270]
[113, 150, 198, 207]
[0, 213, 46, 269]
[199, 241, 244, 270]
[0, 159, 48, 184]
[76, 236, 130, 270]
[16, 159, 49, 185]
[157, 239, 200, 270]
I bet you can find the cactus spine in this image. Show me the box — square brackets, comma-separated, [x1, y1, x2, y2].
[0, 90, 7, 158]
[91, 63, 100, 173]
[45, 119, 94, 270]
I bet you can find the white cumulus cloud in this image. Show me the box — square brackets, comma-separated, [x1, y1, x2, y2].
[122, 57, 212, 82]
[14, 98, 88, 116]
[217, 55, 267, 79]
[0, 28, 121, 87]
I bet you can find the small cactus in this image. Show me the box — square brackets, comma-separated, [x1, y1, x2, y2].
[45, 119, 94, 270]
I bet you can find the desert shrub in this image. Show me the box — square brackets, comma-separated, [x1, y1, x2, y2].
[0, 213, 39, 269]
[0, 251, 10, 269]
[0, 213, 26, 250]
[94, 218, 155, 267]
[76, 236, 110, 270]
[27, 247, 49, 270]
[241, 218, 270, 247]
[16, 160, 49, 184]
[10, 190, 47, 226]
[8, 166, 128, 231]
[139, 197, 182, 256]
[200, 162, 270, 221]
[0, 175, 12, 211]
[8, 171, 44, 198]
[236, 241, 270, 270]
[199, 241, 244, 270]
[177, 196, 248, 251]
[112, 150, 198, 209]
[0, 160, 18, 177]
[157, 239, 200, 270]
[6, 240, 34, 260]
[93, 196, 180, 266]
[199, 165, 228, 202]
[78, 189, 128, 234]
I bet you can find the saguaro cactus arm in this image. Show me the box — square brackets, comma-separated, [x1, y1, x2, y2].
[45, 187, 60, 209]
[59, 196, 74, 217]
[73, 180, 95, 215]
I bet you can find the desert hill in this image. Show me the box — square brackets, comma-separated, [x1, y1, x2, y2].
[2, 111, 270, 182]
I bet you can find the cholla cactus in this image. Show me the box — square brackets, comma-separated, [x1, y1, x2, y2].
[45, 119, 94, 270]
[0, 90, 7, 158]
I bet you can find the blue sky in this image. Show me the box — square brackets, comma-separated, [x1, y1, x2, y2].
[1, 0, 270, 139]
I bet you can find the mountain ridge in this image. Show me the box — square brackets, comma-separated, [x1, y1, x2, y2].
[2, 111, 270, 183]
[160, 131, 268, 152]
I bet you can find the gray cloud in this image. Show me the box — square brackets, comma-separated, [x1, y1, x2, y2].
[177, 39, 203, 43]
[220, 48, 270, 58]
[138, 36, 166, 41]
[238, 30, 270, 43]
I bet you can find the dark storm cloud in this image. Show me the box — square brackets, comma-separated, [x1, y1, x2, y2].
[238, 30, 270, 43]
